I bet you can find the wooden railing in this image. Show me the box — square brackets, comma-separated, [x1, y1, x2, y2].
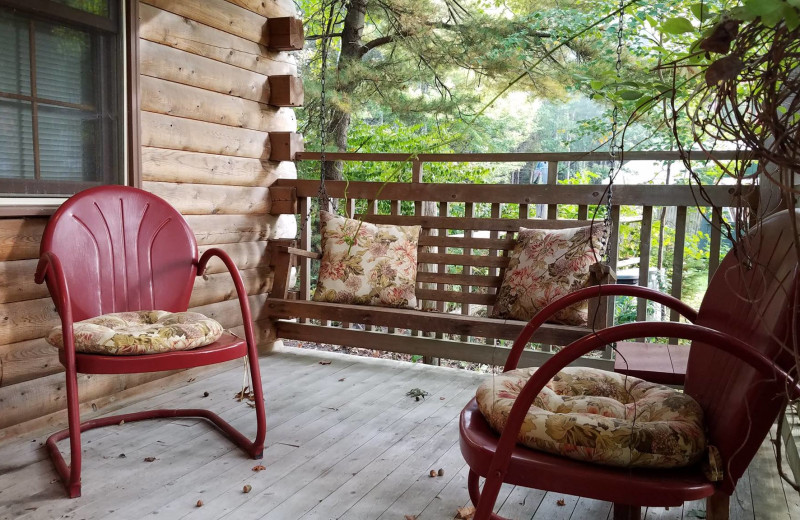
[274, 150, 757, 365]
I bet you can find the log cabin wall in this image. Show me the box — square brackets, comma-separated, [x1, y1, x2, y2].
[0, 0, 301, 436]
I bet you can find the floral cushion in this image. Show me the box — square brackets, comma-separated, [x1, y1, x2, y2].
[312, 210, 421, 308]
[46, 310, 224, 355]
[492, 224, 607, 326]
[476, 367, 706, 468]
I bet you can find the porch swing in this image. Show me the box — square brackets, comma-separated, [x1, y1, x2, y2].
[265, 2, 620, 362]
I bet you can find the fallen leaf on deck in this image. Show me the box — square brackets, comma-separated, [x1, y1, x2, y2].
[188, 378, 196, 383]
[404, 515, 417, 520]
[203, 391, 209, 397]
[686, 510, 707, 519]
[252, 465, 266, 472]
[119, 420, 125, 426]
[319, 360, 332, 365]
[556, 499, 566, 506]
[456, 505, 476, 518]
[438, 468, 444, 476]
[429, 470, 437, 477]
[196, 499, 203, 507]
[118, 453, 126, 458]
[143, 457, 156, 462]
[243, 484, 252, 493]
[338, 378, 346, 382]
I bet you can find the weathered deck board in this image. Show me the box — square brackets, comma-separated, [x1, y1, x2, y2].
[0, 347, 796, 520]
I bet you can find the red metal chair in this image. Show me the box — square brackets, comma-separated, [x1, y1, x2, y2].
[35, 186, 266, 498]
[460, 209, 800, 520]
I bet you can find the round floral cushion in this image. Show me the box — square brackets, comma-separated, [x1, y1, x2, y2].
[46, 310, 224, 355]
[476, 367, 706, 468]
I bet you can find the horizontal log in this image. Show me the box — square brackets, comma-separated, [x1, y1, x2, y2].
[0, 297, 59, 346]
[190, 293, 270, 327]
[198, 241, 270, 274]
[142, 0, 268, 44]
[140, 41, 271, 105]
[142, 146, 296, 186]
[0, 218, 46, 261]
[0, 337, 60, 387]
[139, 4, 296, 77]
[279, 179, 754, 207]
[141, 112, 271, 160]
[185, 214, 277, 244]
[415, 272, 503, 288]
[226, 0, 295, 20]
[265, 298, 587, 345]
[0, 259, 49, 304]
[189, 266, 270, 308]
[142, 181, 270, 215]
[275, 322, 613, 370]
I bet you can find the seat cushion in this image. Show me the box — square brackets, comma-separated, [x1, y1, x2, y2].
[46, 310, 224, 355]
[312, 210, 421, 308]
[476, 367, 706, 468]
[491, 224, 607, 325]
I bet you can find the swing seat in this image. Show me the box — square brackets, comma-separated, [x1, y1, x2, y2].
[460, 209, 800, 520]
[35, 186, 267, 498]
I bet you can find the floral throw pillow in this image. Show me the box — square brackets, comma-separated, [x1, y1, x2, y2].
[312, 211, 421, 308]
[491, 224, 607, 325]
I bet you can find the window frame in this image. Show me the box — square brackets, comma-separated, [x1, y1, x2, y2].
[0, 0, 138, 216]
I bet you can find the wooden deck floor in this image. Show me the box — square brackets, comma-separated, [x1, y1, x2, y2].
[1, 347, 798, 520]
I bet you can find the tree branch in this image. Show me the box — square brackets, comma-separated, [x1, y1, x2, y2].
[306, 33, 343, 42]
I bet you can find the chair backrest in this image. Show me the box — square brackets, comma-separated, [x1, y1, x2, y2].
[40, 186, 198, 321]
[685, 209, 799, 493]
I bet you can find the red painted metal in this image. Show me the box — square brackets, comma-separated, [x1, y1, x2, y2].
[460, 209, 800, 519]
[35, 186, 267, 498]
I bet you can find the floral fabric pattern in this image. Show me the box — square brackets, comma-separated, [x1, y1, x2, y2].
[46, 310, 224, 355]
[492, 224, 607, 325]
[312, 210, 421, 308]
[476, 367, 706, 468]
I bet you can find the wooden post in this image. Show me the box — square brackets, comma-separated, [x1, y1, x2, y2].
[268, 75, 304, 107]
[266, 17, 304, 51]
[268, 186, 298, 215]
[269, 132, 304, 161]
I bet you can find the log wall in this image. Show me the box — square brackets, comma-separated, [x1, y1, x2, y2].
[0, 0, 300, 431]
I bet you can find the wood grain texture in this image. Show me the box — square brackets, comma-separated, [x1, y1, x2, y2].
[198, 240, 270, 273]
[140, 40, 271, 104]
[140, 111, 271, 159]
[139, 4, 296, 77]
[185, 214, 276, 244]
[142, 0, 268, 44]
[0, 259, 49, 304]
[0, 218, 46, 261]
[142, 146, 295, 187]
[142, 180, 271, 215]
[0, 337, 60, 387]
[0, 297, 59, 347]
[189, 266, 270, 308]
[225, 0, 295, 18]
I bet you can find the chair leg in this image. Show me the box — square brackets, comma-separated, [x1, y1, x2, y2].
[247, 340, 266, 459]
[613, 503, 642, 520]
[468, 469, 512, 520]
[706, 491, 730, 520]
[46, 363, 82, 498]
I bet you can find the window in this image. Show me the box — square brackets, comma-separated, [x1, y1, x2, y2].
[0, 1, 122, 197]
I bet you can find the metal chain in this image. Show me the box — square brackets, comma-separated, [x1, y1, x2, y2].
[603, 0, 626, 261]
[317, 0, 331, 215]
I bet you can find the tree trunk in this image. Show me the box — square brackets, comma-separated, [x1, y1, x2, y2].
[322, 0, 368, 181]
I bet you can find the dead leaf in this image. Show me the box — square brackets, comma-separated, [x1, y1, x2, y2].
[119, 420, 125, 426]
[556, 499, 566, 506]
[143, 457, 156, 462]
[338, 378, 346, 382]
[252, 465, 266, 472]
[203, 391, 209, 398]
[243, 484, 252, 493]
[404, 516, 417, 520]
[437, 468, 444, 476]
[188, 378, 196, 383]
[319, 360, 332, 365]
[429, 470, 437, 477]
[196, 500, 203, 507]
[456, 505, 476, 519]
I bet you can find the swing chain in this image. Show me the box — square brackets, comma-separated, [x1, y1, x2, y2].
[317, 0, 332, 214]
[604, 0, 626, 262]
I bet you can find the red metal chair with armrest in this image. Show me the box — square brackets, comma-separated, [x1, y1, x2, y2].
[35, 186, 266, 498]
[460, 209, 800, 520]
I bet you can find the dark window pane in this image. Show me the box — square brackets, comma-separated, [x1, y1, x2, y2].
[0, 9, 32, 96]
[38, 104, 98, 182]
[36, 21, 95, 106]
[51, 0, 109, 17]
[0, 99, 35, 180]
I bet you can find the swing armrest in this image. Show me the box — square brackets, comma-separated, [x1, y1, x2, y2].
[586, 263, 616, 330]
[267, 239, 321, 299]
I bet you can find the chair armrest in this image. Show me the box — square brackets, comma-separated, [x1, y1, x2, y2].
[35, 252, 78, 363]
[482, 321, 800, 510]
[504, 284, 698, 371]
[267, 239, 320, 299]
[197, 248, 256, 346]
